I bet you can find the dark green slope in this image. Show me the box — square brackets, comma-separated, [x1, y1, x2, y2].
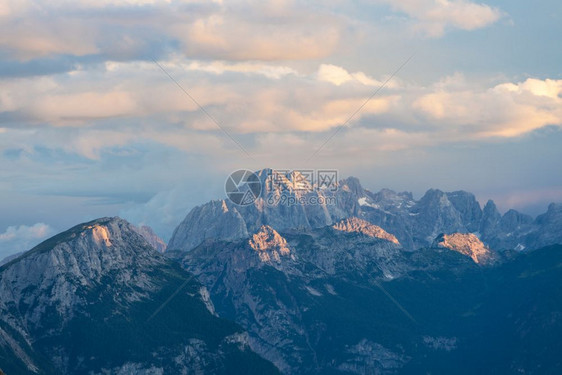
[180, 231, 562, 374]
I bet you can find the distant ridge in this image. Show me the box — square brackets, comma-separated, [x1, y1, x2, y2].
[169, 169, 562, 253]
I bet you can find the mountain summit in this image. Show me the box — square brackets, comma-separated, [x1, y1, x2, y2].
[0, 217, 278, 375]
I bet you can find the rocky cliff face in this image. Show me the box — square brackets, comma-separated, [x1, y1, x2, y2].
[132, 224, 167, 252]
[332, 217, 400, 244]
[174, 222, 410, 374]
[168, 169, 562, 253]
[164, 170, 562, 374]
[249, 225, 292, 263]
[433, 233, 496, 264]
[0, 217, 278, 375]
[168, 200, 249, 252]
[527, 203, 562, 249]
[173, 217, 562, 374]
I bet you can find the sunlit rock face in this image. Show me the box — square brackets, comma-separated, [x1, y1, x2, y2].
[332, 217, 400, 244]
[249, 225, 291, 263]
[433, 233, 495, 264]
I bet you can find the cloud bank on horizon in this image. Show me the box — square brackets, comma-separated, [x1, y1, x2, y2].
[1, 0, 561, 248]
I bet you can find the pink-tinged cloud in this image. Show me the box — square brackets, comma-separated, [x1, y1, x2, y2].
[414, 77, 562, 138]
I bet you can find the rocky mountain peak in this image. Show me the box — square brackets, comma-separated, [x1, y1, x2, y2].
[480, 199, 502, 235]
[420, 188, 446, 201]
[249, 225, 291, 263]
[168, 171, 562, 253]
[332, 217, 400, 244]
[537, 203, 562, 223]
[525, 202, 562, 249]
[446, 191, 482, 232]
[0, 217, 163, 346]
[340, 177, 364, 196]
[483, 199, 498, 212]
[414, 188, 457, 216]
[500, 209, 533, 232]
[1, 217, 144, 266]
[167, 199, 248, 252]
[373, 188, 413, 202]
[0, 217, 279, 374]
[258, 169, 315, 196]
[434, 233, 494, 264]
[548, 202, 562, 211]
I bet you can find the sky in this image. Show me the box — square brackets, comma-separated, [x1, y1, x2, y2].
[1, 0, 562, 258]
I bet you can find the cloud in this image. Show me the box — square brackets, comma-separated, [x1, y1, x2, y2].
[2, 56, 562, 163]
[119, 172, 227, 241]
[413, 77, 562, 138]
[493, 187, 562, 213]
[379, 0, 503, 37]
[0, 0, 347, 61]
[0, 223, 55, 260]
[317, 64, 385, 87]
[182, 60, 298, 80]
[0, 58, 401, 136]
[32, 91, 139, 124]
[0, 0, 560, 254]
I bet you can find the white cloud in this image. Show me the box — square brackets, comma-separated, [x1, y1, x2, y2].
[414, 77, 562, 138]
[0, 59, 400, 136]
[0, 223, 54, 260]
[380, 0, 503, 37]
[32, 91, 139, 124]
[317, 64, 385, 87]
[2, 56, 562, 162]
[120, 174, 226, 241]
[0, 0, 347, 61]
[183, 60, 298, 80]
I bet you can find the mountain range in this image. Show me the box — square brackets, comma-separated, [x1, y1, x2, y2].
[169, 169, 562, 253]
[1, 169, 562, 374]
